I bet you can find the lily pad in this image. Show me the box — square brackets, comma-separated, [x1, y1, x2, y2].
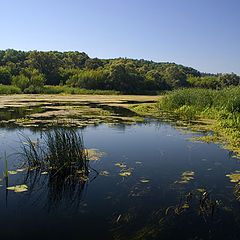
[115, 163, 127, 168]
[226, 172, 240, 183]
[16, 168, 28, 172]
[79, 175, 89, 181]
[8, 171, 17, 175]
[100, 171, 109, 176]
[41, 172, 48, 175]
[197, 188, 206, 192]
[119, 172, 131, 177]
[7, 184, 28, 193]
[182, 171, 195, 176]
[140, 179, 150, 183]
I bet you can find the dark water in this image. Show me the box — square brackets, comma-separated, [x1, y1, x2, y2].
[0, 121, 240, 240]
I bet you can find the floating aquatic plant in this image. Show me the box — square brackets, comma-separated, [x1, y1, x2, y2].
[119, 172, 131, 177]
[175, 171, 195, 184]
[115, 163, 127, 168]
[20, 128, 100, 210]
[226, 171, 240, 183]
[7, 184, 28, 193]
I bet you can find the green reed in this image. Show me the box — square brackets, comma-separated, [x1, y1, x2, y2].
[22, 128, 89, 174]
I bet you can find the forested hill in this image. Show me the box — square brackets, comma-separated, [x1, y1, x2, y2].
[0, 49, 239, 94]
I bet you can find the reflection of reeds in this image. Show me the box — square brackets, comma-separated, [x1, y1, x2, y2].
[3, 152, 8, 178]
[21, 129, 94, 211]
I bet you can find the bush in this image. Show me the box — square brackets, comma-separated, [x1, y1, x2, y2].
[0, 84, 22, 94]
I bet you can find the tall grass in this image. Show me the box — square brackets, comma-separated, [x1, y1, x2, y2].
[21, 129, 93, 210]
[22, 128, 89, 174]
[158, 86, 240, 128]
[159, 87, 240, 113]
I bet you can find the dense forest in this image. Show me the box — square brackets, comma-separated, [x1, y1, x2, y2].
[0, 49, 239, 94]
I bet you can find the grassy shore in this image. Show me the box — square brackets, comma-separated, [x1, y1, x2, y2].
[157, 87, 240, 156]
[127, 87, 240, 157]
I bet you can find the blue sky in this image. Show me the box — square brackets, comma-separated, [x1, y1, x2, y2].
[1, 0, 240, 74]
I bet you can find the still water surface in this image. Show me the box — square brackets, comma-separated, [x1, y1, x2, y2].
[0, 121, 240, 239]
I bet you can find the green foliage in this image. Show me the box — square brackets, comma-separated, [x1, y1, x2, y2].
[162, 66, 188, 89]
[0, 84, 21, 94]
[0, 49, 239, 94]
[34, 85, 120, 95]
[159, 87, 240, 127]
[22, 129, 89, 175]
[174, 105, 198, 120]
[187, 76, 220, 89]
[67, 68, 107, 89]
[106, 63, 144, 93]
[84, 58, 104, 70]
[0, 66, 11, 85]
[219, 73, 240, 87]
[12, 68, 45, 92]
[12, 74, 29, 91]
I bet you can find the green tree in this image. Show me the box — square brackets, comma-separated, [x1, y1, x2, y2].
[218, 73, 240, 87]
[84, 58, 104, 70]
[187, 76, 220, 89]
[163, 66, 188, 89]
[145, 70, 169, 90]
[0, 67, 11, 85]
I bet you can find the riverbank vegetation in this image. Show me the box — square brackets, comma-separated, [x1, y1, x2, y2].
[0, 49, 239, 94]
[157, 87, 240, 156]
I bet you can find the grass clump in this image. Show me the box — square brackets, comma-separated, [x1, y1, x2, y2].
[22, 128, 89, 175]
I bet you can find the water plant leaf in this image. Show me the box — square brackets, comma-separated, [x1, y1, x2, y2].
[226, 172, 240, 183]
[8, 171, 17, 175]
[135, 161, 142, 164]
[0, 133, 4, 136]
[16, 168, 28, 172]
[182, 171, 195, 176]
[79, 175, 89, 181]
[116, 214, 121, 223]
[115, 163, 127, 168]
[182, 204, 189, 209]
[76, 170, 85, 174]
[7, 185, 28, 193]
[178, 180, 189, 184]
[41, 172, 48, 175]
[100, 171, 109, 176]
[197, 188, 206, 192]
[86, 149, 105, 161]
[119, 172, 131, 176]
[14, 185, 28, 192]
[140, 179, 150, 183]
[182, 176, 194, 181]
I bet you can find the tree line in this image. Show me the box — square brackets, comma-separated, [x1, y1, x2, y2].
[0, 49, 239, 93]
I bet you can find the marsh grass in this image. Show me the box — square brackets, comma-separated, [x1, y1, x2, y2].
[158, 87, 240, 127]
[20, 128, 95, 210]
[22, 128, 88, 172]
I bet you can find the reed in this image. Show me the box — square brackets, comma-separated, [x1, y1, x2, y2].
[3, 152, 8, 178]
[22, 128, 89, 175]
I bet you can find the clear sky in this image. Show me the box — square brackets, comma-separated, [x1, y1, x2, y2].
[1, 0, 240, 74]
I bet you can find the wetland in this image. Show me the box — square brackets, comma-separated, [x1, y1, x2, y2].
[1, 94, 240, 240]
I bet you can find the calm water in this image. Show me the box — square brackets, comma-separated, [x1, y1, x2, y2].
[0, 121, 240, 240]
